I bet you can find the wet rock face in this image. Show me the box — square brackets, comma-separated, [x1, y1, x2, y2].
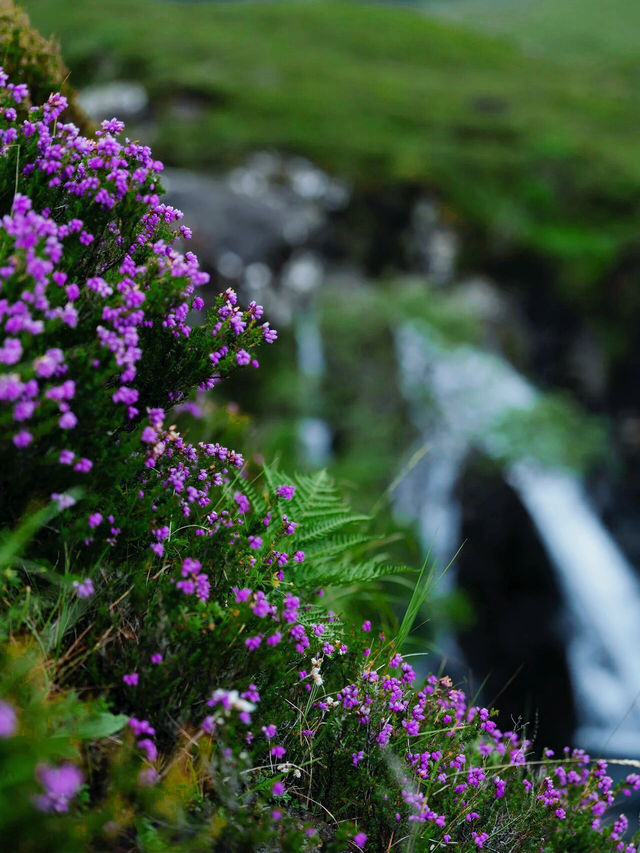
[455, 459, 576, 752]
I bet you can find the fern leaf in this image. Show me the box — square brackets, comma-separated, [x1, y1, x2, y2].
[294, 558, 408, 588]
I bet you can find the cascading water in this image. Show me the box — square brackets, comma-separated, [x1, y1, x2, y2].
[295, 304, 332, 466]
[394, 320, 640, 754]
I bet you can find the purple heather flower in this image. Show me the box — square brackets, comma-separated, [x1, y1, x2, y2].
[72, 578, 95, 599]
[13, 430, 33, 448]
[234, 587, 252, 603]
[123, 673, 139, 686]
[138, 767, 159, 787]
[201, 716, 216, 734]
[0, 701, 17, 738]
[34, 763, 83, 813]
[272, 781, 285, 797]
[182, 557, 201, 576]
[137, 739, 158, 762]
[0, 337, 22, 365]
[9, 82, 29, 103]
[510, 748, 525, 767]
[51, 492, 76, 510]
[293, 550, 305, 562]
[353, 832, 367, 848]
[129, 718, 155, 737]
[262, 323, 278, 343]
[150, 653, 163, 664]
[276, 484, 296, 500]
[234, 492, 250, 513]
[13, 400, 36, 421]
[282, 514, 297, 535]
[58, 411, 77, 429]
[236, 349, 250, 365]
[362, 620, 372, 632]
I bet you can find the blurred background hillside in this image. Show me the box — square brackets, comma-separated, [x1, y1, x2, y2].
[20, 0, 640, 756]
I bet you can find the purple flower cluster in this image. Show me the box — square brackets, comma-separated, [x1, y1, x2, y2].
[230, 586, 340, 662]
[0, 700, 17, 737]
[175, 557, 210, 601]
[0, 69, 276, 556]
[129, 717, 158, 780]
[227, 625, 640, 849]
[33, 763, 83, 813]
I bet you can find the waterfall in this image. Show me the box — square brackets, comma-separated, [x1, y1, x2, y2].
[294, 299, 332, 467]
[394, 320, 640, 753]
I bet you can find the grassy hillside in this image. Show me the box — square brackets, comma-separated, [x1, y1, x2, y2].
[20, 0, 640, 300]
[427, 0, 640, 64]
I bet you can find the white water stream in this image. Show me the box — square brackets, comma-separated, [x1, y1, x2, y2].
[395, 321, 640, 754]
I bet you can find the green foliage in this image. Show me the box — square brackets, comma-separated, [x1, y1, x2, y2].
[263, 466, 411, 588]
[493, 393, 608, 473]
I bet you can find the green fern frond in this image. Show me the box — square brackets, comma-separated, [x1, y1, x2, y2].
[295, 515, 371, 545]
[301, 534, 374, 561]
[263, 464, 411, 590]
[294, 557, 408, 588]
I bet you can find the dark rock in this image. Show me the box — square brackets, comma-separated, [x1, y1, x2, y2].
[455, 456, 576, 751]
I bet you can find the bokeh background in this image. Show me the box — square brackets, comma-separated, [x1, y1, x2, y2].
[21, 0, 640, 757]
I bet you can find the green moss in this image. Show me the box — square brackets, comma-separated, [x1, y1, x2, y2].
[491, 392, 608, 472]
[0, 0, 88, 131]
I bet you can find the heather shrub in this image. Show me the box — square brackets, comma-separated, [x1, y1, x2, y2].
[1, 29, 640, 853]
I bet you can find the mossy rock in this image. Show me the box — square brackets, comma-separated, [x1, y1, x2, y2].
[0, 0, 88, 131]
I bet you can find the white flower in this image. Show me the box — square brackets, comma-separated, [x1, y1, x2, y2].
[210, 689, 256, 715]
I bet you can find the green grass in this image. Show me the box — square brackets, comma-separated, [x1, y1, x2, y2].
[19, 0, 640, 300]
[427, 0, 640, 64]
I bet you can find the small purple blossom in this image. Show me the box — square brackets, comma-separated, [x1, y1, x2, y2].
[72, 578, 95, 599]
[276, 484, 296, 499]
[51, 492, 76, 510]
[0, 701, 17, 738]
[34, 763, 83, 813]
[13, 430, 33, 448]
[234, 492, 250, 513]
